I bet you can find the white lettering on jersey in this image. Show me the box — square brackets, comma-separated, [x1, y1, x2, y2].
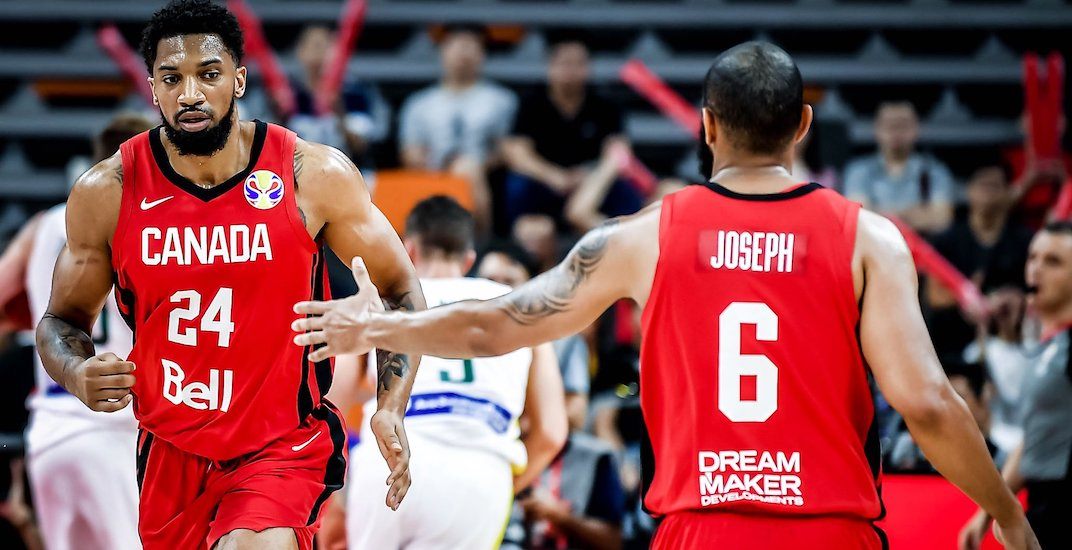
[710, 231, 795, 273]
[696, 449, 804, 507]
[142, 224, 273, 266]
[162, 359, 233, 412]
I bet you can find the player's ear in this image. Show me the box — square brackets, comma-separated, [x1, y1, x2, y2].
[234, 65, 247, 99]
[403, 239, 419, 264]
[147, 76, 159, 106]
[794, 104, 814, 145]
[462, 250, 477, 274]
[701, 107, 718, 149]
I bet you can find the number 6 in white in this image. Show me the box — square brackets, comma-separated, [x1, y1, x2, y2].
[718, 302, 778, 422]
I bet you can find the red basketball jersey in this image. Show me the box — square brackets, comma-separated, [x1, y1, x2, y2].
[113, 121, 332, 461]
[639, 182, 882, 520]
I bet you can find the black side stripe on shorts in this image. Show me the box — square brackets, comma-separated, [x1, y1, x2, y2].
[136, 430, 155, 492]
[306, 404, 347, 525]
[871, 522, 890, 550]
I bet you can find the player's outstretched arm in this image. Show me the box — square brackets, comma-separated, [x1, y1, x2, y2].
[293, 207, 656, 360]
[292, 140, 427, 510]
[36, 154, 135, 413]
[856, 211, 1038, 550]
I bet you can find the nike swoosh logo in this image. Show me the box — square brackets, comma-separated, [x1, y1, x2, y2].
[140, 196, 174, 210]
[291, 431, 322, 452]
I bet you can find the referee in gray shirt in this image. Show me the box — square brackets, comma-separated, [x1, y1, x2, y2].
[961, 221, 1072, 550]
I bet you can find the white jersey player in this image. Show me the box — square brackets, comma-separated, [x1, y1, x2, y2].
[14, 113, 152, 550]
[24, 204, 140, 550]
[344, 197, 567, 550]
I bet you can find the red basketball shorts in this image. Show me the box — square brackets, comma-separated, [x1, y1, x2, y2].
[652, 511, 887, 550]
[135, 405, 347, 550]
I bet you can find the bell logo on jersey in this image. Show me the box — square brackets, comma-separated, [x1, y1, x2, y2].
[162, 359, 233, 412]
[244, 170, 284, 210]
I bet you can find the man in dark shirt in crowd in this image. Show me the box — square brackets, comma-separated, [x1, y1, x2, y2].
[501, 38, 642, 232]
[927, 162, 1034, 357]
[287, 25, 390, 171]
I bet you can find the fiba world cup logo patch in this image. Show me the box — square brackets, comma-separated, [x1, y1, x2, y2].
[244, 170, 284, 210]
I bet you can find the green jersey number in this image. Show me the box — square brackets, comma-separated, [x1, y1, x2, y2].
[440, 359, 475, 384]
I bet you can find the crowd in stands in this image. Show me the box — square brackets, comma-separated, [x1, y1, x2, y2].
[0, 22, 1069, 550]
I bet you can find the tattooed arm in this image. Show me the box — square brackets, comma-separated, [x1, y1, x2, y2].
[293, 204, 661, 360]
[37, 154, 137, 412]
[293, 139, 425, 510]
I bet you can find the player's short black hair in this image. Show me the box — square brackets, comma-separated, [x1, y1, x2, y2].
[139, 0, 244, 72]
[1042, 220, 1072, 236]
[476, 239, 539, 279]
[405, 196, 475, 257]
[703, 41, 803, 155]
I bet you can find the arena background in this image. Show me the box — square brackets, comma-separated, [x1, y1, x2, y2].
[0, 0, 1070, 549]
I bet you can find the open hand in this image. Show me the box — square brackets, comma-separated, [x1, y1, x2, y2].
[292, 257, 385, 361]
[370, 409, 411, 511]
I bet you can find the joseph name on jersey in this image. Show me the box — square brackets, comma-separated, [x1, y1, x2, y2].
[707, 230, 796, 273]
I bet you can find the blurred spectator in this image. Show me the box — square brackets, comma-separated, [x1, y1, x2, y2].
[476, 240, 591, 430]
[927, 163, 1033, 357]
[502, 39, 641, 233]
[512, 430, 625, 550]
[964, 288, 1030, 459]
[884, 357, 997, 473]
[398, 25, 517, 231]
[288, 25, 390, 172]
[843, 102, 955, 233]
[513, 214, 561, 273]
[790, 129, 837, 189]
[961, 222, 1072, 550]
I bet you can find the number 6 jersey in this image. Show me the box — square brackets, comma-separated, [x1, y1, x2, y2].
[112, 121, 332, 461]
[639, 181, 881, 521]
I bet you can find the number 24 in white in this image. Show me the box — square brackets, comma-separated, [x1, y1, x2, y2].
[719, 302, 779, 423]
[168, 288, 235, 347]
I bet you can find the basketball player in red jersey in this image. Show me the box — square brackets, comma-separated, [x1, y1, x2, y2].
[35, 1, 425, 549]
[294, 42, 1040, 549]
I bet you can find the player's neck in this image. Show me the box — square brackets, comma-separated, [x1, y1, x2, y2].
[415, 259, 467, 279]
[709, 153, 799, 194]
[162, 119, 253, 188]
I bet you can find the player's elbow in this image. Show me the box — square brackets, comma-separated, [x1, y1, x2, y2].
[529, 415, 568, 460]
[892, 381, 961, 429]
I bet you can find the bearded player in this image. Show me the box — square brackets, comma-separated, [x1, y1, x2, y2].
[35, 1, 425, 549]
[295, 42, 1038, 549]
